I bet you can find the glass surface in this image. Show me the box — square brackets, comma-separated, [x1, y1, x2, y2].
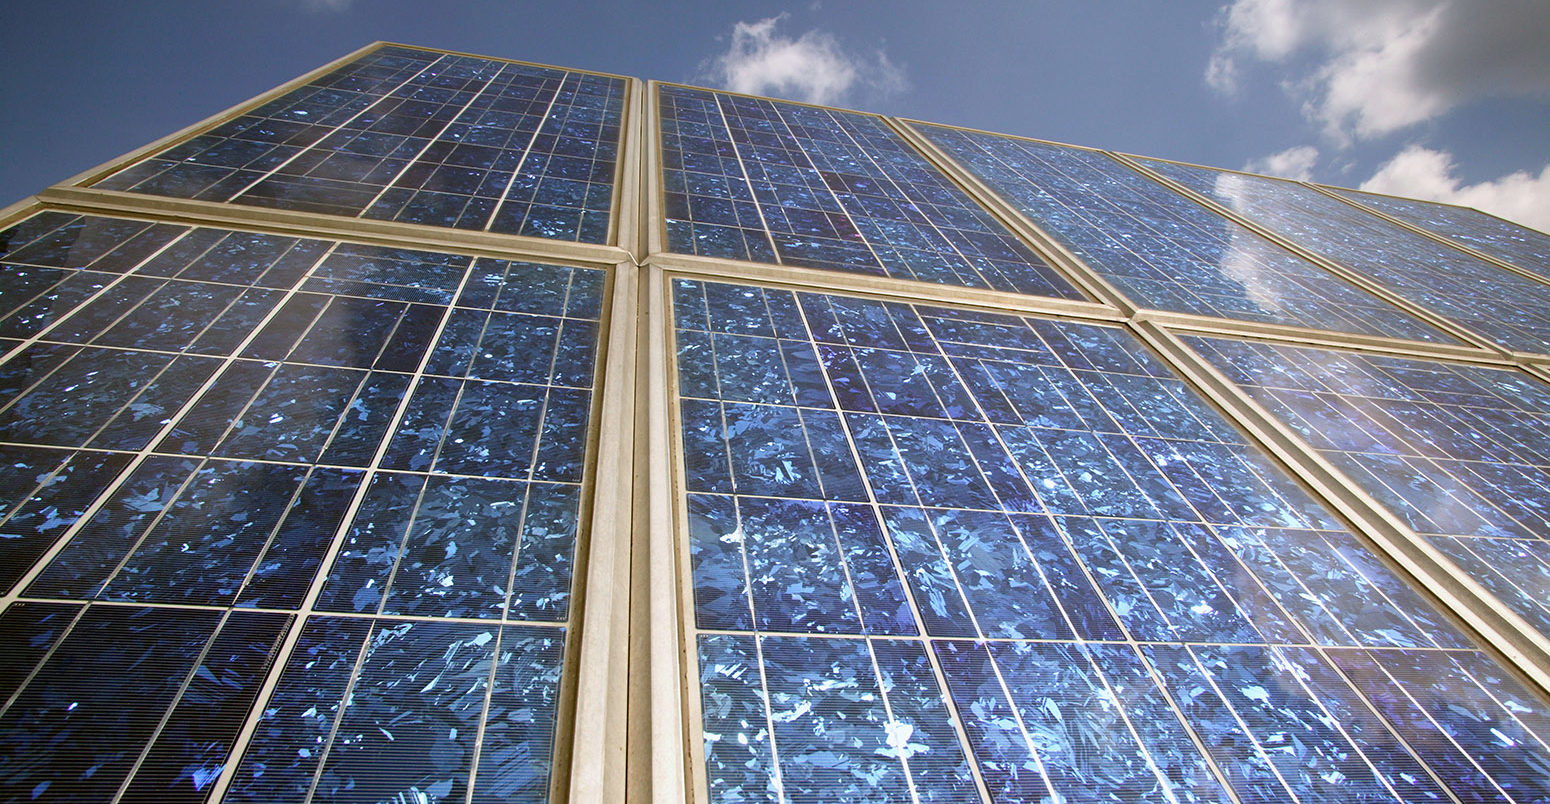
[1141, 159, 1550, 354]
[1330, 186, 1550, 280]
[95, 46, 625, 242]
[1190, 333, 1550, 646]
[676, 277, 1550, 803]
[659, 86, 1085, 299]
[0, 211, 602, 802]
[915, 125, 1456, 343]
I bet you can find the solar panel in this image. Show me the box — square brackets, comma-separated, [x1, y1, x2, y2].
[674, 277, 1550, 802]
[914, 124, 1457, 343]
[95, 47, 626, 242]
[658, 87, 1085, 299]
[0, 211, 601, 801]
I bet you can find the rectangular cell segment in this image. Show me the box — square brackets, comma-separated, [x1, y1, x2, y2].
[675, 277, 1547, 802]
[95, 46, 625, 242]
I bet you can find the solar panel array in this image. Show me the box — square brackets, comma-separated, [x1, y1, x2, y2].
[0, 211, 601, 802]
[3, 42, 1550, 804]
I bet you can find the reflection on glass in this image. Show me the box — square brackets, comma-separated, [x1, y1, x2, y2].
[1142, 159, 1550, 354]
[1191, 333, 1550, 647]
[915, 124, 1455, 343]
[1330, 186, 1550, 280]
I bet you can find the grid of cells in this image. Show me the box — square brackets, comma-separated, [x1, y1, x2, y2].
[674, 277, 1550, 803]
[1189, 334, 1550, 648]
[912, 124, 1456, 344]
[1329, 187, 1550, 280]
[1139, 158, 1550, 355]
[0, 211, 603, 803]
[658, 86, 1085, 299]
[95, 46, 625, 242]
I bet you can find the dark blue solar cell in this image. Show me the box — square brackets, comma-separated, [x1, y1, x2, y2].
[119, 611, 291, 803]
[0, 215, 184, 272]
[0, 448, 130, 594]
[469, 625, 566, 803]
[0, 602, 82, 705]
[697, 634, 779, 804]
[0, 605, 221, 803]
[308, 620, 498, 803]
[225, 615, 372, 803]
[245, 294, 442, 371]
[0, 345, 219, 449]
[194, 364, 409, 465]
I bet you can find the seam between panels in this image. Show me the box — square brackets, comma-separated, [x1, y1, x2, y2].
[567, 260, 640, 804]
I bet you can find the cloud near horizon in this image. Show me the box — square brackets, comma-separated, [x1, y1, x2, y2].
[1361, 145, 1550, 233]
[705, 14, 906, 107]
[1207, 0, 1550, 143]
[1244, 145, 1319, 181]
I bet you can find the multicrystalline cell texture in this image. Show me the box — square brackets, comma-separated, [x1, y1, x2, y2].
[3, 42, 1550, 804]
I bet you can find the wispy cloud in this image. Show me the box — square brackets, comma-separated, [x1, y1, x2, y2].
[302, 0, 353, 12]
[1206, 0, 1550, 143]
[704, 14, 906, 107]
[1361, 145, 1550, 232]
[1244, 145, 1319, 181]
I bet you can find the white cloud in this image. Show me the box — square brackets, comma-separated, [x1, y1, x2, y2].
[1244, 145, 1319, 181]
[302, 0, 352, 11]
[1361, 145, 1550, 233]
[1206, 0, 1550, 142]
[705, 14, 906, 107]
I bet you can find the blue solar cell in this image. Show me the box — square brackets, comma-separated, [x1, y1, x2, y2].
[0, 605, 222, 802]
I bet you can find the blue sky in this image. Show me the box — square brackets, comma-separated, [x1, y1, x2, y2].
[4, 0, 1547, 230]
